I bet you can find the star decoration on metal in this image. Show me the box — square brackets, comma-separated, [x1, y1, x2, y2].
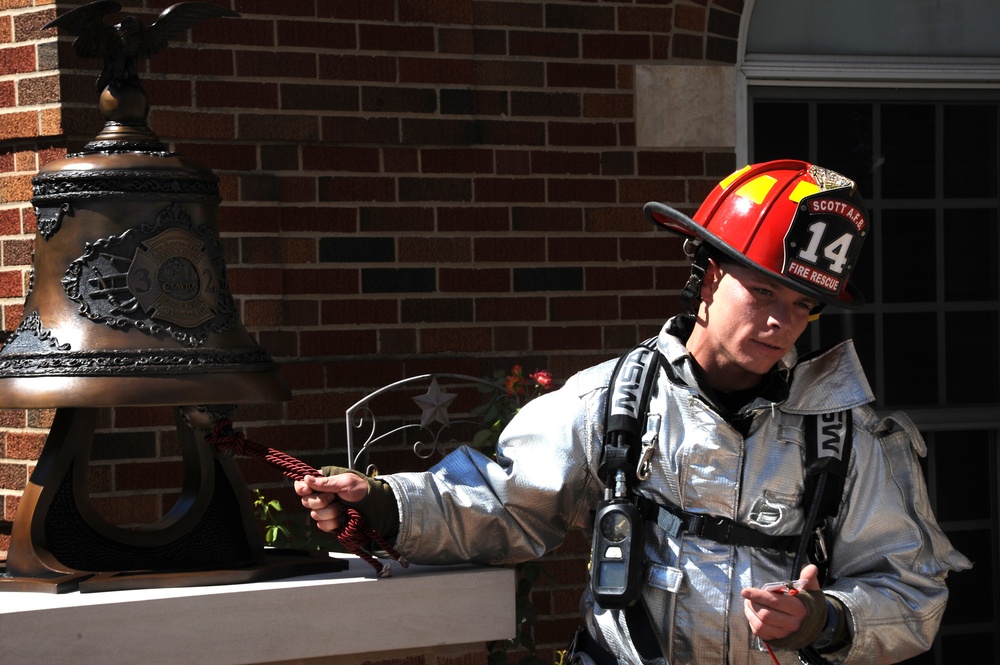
[412, 377, 458, 428]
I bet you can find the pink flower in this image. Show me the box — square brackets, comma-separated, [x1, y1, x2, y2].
[530, 370, 553, 389]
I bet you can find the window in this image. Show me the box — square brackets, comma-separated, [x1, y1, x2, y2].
[751, 89, 1000, 665]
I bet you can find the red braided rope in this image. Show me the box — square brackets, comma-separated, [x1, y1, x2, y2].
[205, 418, 408, 577]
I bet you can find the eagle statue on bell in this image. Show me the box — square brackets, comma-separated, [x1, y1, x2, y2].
[0, 3, 342, 593]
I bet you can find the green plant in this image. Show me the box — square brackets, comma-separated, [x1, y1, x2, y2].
[252, 489, 328, 551]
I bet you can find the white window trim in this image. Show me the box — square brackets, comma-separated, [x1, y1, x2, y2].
[736, 0, 1000, 165]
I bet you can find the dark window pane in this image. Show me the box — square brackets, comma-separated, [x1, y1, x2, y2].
[817, 103, 874, 198]
[944, 208, 999, 302]
[884, 312, 937, 406]
[932, 431, 991, 522]
[939, 632, 996, 664]
[944, 105, 998, 198]
[752, 102, 809, 163]
[881, 104, 935, 199]
[882, 209, 937, 302]
[946, 311, 1000, 403]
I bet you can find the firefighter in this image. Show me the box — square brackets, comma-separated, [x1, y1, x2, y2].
[297, 161, 970, 664]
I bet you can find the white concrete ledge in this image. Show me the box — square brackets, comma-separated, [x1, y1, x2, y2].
[0, 554, 516, 665]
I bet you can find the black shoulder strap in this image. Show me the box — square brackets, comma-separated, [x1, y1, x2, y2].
[598, 337, 660, 486]
[795, 410, 854, 579]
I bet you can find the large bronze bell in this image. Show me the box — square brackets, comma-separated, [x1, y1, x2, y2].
[0, 3, 341, 593]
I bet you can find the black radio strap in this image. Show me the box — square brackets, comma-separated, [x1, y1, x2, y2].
[795, 410, 853, 578]
[598, 337, 660, 486]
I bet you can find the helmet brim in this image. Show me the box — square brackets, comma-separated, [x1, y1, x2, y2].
[643, 200, 864, 309]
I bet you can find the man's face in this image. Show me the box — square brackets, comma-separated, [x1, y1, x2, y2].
[687, 260, 818, 391]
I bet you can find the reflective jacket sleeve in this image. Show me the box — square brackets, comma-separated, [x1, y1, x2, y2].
[823, 409, 972, 664]
[382, 367, 609, 565]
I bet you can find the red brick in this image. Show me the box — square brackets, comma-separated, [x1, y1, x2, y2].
[151, 110, 235, 140]
[321, 116, 399, 145]
[583, 93, 633, 119]
[532, 325, 602, 351]
[398, 237, 472, 263]
[1, 237, 33, 266]
[319, 55, 397, 82]
[236, 50, 317, 78]
[149, 47, 236, 78]
[196, 81, 278, 109]
[476, 296, 546, 322]
[473, 236, 544, 262]
[401, 297, 473, 323]
[192, 16, 273, 46]
[0, 269, 23, 297]
[177, 142, 258, 171]
[548, 121, 618, 147]
[586, 206, 647, 233]
[228, 267, 284, 295]
[420, 327, 492, 353]
[551, 295, 619, 321]
[283, 268, 358, 295]
[548, 178, 617, 203]
[360, 206, 434, 233]
[474, 60, 543, 87]
[620, 177, 686, 204]
[530, 151, 599, 175]
[586, 266, 655, 292]
[547, 237, 616, 263]
[512, 206, 583, 232]
[438, 206, 509, 232]
[672, 33, 704, 59]
[318, 176, 395, 202]
[277, 19, 356, 49]
[475, 119, 545, 146]
[399, 57, 475, 85]
[236, 0, 318, 17]
[439, 268, 509, 293]
[399, 0, 473, 24]
[509, 30, 578, 58]
[0, 110, 36, 140]
[321, 298, 397, 325]
[511, 91, 580, 118]
[618, 6, 672, 32]
[280, 176, 317, 202]
[675, 4, 707, 31]
[240, 113, 319, 142]
[0, 79, 15, 107]
[546, 62, 617, 89]
[583, 33, 651, 61]
[0, 462, 27, 491]
[316, 0, 394, 19]
[303, 146, 380, 172]
[360, 24, 436, 52]
[472, 1, 542, 27]
[421, 148, 494, 174]
[300, 329, 377, 357]
[473, 177, 545, 203]
[279, 206, 357, 233]
[0, 44, 34, 75]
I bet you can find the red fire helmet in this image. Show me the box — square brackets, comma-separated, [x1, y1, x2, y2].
[644, 160, 869, 308]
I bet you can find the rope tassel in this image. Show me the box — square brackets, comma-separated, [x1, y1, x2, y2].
[204, 418, 408, 577]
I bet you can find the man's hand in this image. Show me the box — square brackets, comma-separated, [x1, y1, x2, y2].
[294, 472, 369, 532]
[741, 564, 824, 644]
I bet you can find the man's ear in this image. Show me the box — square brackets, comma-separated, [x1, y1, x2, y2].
[700, 258, 724, 304]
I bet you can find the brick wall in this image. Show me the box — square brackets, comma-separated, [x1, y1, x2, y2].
[0, 0, 742, 661]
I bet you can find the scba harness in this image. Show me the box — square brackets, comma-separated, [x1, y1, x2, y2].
[584, 338, 853, 664]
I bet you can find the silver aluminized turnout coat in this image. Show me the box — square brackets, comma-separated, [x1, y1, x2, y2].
[383, 316, 971, 664]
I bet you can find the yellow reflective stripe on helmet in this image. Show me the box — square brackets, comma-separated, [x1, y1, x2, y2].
[734, 175, 777, 205]
[788, 180, 821, 203]
[719, 164, 752, 190]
